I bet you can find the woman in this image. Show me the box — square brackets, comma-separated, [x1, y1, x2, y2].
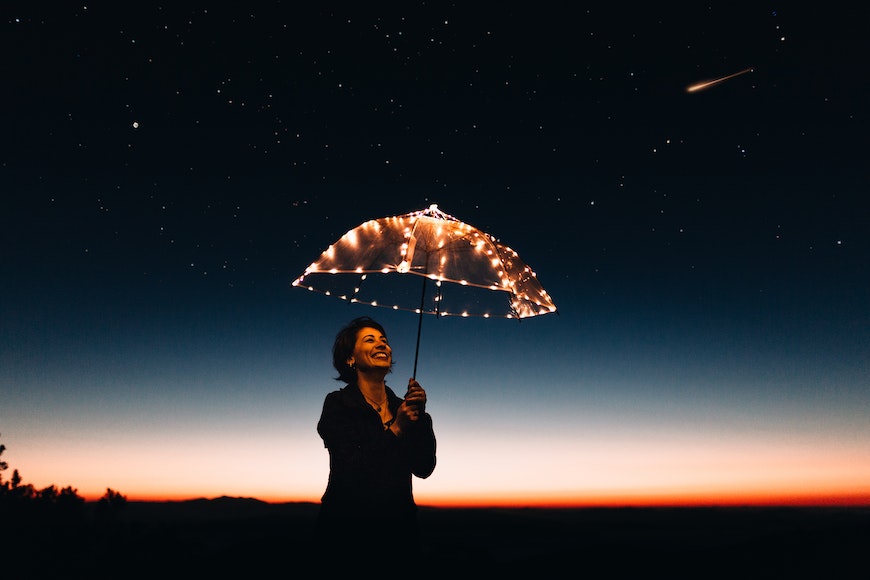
[316, 316, 437, 553]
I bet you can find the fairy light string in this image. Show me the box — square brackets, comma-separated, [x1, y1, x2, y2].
[291, 204, 557, 319]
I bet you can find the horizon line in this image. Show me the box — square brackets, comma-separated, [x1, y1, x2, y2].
[99, 494, 870, 509]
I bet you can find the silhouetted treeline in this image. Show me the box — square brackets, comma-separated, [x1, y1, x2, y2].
[0, 433, 127, 525]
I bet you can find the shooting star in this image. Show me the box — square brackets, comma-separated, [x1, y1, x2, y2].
[687, 68, 753, 93]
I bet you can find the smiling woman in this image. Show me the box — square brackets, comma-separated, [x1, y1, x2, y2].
[313, 316, 437, 568]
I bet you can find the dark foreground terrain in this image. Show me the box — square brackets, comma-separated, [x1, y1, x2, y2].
[5, 498, 867, 578]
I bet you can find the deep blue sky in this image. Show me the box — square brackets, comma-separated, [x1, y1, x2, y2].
[2, 4, 868, 504]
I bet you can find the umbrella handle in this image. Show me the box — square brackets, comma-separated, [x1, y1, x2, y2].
[412, 277, 425, 380]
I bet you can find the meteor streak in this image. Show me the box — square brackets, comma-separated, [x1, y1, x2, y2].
[687, 68, 753, 93]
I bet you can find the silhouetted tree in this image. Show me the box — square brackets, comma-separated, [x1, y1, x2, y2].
[38, 483, 59, 502]
[95, 487, 127, 522]
[0, 433, 8, 490]
[8, 471, 34, 500]
[0, 433, 123, 525]
[31, 484, 82, 522]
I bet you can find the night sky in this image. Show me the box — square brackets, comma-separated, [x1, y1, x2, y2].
[2, 4, 868, 506]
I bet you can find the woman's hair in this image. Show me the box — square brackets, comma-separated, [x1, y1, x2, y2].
[332, 316, 391, 383]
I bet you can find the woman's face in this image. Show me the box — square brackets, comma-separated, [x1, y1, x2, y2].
[349, 326, 392, 373]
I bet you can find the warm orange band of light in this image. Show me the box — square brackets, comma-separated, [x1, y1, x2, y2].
[414, 491, 870, 509]
[98, 489, 870, 508]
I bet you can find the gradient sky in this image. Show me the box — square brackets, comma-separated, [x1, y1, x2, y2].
[2, 4, 868, 506]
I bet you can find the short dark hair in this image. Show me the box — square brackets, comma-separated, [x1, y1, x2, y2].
[332, 316, 391, 383]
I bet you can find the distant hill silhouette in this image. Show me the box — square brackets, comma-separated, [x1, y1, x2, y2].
[121, 496, 319, 523]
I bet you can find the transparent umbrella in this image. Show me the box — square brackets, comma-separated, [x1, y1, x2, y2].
[292, 204, 557, 377]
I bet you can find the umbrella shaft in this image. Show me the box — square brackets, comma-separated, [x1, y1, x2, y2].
[413, 277, 425, 380]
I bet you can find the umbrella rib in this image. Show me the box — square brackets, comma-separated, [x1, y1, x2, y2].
[347, 273, 365, 304]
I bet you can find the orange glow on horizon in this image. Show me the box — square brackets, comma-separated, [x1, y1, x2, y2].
[85, 489, 870, 509]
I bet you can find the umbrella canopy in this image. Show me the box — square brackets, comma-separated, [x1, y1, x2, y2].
[292, 204, 557, 375]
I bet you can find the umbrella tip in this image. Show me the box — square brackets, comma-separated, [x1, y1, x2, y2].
[429, 203, 438, 211]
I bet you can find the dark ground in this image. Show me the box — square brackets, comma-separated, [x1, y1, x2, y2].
[5, 498, 867, 578]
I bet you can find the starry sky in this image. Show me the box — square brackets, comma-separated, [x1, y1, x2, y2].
[2, 4, 868, 506]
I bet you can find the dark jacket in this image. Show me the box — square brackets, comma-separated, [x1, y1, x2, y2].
[316, 381, 436, 526]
